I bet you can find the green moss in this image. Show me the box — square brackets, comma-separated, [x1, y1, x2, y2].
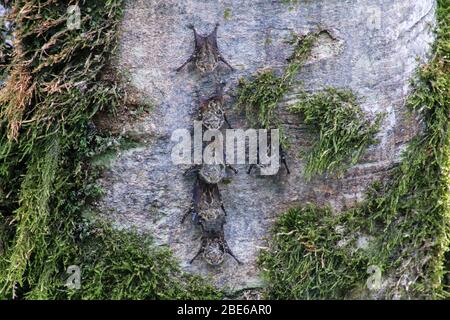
[259, 205, 369, 299]
[2, 138, 60, 294]
[289, 88, 383, 178]
[237, 32, 381, 175]
[224, 8, 232, 21]
[281, 0, 299, 6]
[0, 12, 12, 82]
[64, 223, 221, 300]
[237, 71, 289, 130]
[237, 33, 316, 146]
[260, 0, 450, 299]
[0, 0, 220, 299]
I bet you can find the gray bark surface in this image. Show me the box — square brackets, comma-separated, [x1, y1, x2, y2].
[94, 0, 436, 293]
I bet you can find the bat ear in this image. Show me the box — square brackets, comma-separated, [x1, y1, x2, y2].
[188, 24, 198, 38]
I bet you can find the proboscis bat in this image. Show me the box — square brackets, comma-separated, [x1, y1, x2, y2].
[198, 82, 232, 130]
[176, 23, 234, 74]
[182, 172, 241, 266]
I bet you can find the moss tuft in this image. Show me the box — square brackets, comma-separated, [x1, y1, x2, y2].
[236, 32, 316, 146]
[289, 88, 383, 178]
[224, 8, 232, 21]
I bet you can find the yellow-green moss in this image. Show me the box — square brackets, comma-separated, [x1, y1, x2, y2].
[236, 32, 316, 147]
[224, 8, 232, 20]
[289, 88, 383, 178]
[259, 205, 369, 299]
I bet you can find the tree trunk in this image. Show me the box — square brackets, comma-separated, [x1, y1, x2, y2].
[94, 0, 436, 294]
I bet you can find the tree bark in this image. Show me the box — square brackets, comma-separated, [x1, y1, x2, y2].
[94, 0, 436, 293]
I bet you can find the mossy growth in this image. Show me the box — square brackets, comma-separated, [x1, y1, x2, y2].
[223, 8, 232, 21]
[236, 32, 316, 146]
[260, 0, 450, 299]
[237, 31, 381, 176]
[281, 0, 300, 6]
[65, 222, 221, 300]
[0, 1, 220, 299]
[289, 88, 383, 178]
[259, 205, 370, 299]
